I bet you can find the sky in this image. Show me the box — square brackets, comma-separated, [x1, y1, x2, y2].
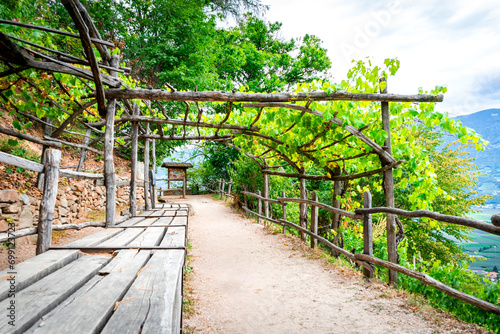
[259, 0, 500, 116]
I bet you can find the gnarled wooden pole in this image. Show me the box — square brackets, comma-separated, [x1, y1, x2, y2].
[129, 103, 139, 216]
[311, 191, 318, 249]
[380, 78, 398, 286]
[363, 191, 373, 279]
[104, 55, 119, 227]
[263, 172, 269, 225]
[36, 149, 60, 255]
[144, 122, 150, 210]
[299, 175, 307, 241]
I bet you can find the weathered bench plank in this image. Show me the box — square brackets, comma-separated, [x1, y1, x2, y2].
[127, 227, 165, 247]
[0, 250, 79, 302]
[28, 249, 151, 334]
[101, 250, 185, 334]
[0, 255, 111, 334]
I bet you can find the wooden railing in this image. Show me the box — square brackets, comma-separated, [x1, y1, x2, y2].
[239, 186, 500, 315]
[0, 150, 131, 253]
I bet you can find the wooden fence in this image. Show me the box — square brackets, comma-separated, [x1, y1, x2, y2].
[0, 150, 132, 252]
[225, 184, 500, 316]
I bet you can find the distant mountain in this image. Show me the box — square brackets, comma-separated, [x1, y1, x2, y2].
[453, 109, 500, 205]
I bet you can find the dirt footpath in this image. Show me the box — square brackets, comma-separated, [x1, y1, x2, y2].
[180, 195, 482, 334]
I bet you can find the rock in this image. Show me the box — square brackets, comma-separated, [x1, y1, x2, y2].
[59, 206, 69, 217]
[29, 196, 37, 205]
[0, 190, 18, 203]
[59, 217, 70, 224]
[3, 204, 21, 214]
[18, 194, 30, 205]
[136, 161, 145, 181]
[59, 195, 68, 208]
[0, 220, 8, 232]
[18, 205, 34, 229]
[70, 204, 78, 213]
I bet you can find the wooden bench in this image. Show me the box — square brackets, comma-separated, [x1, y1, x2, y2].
[0, 204, 187, 334]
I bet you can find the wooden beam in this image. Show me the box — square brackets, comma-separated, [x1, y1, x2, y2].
[43, 136, 103, 155]
[119, 115, 258, 132]
[51, 99, 97, 138]
[0, 125, 61, 148]
[0, 19, 115, 47]
[62, 0, 107, 117]
[354, 253, 500, 315]
[261, 160, 403, 181]
[37, 149, 60, 255]
[278, 197, 362, 220]
[355, 207, 500, 236]
[103, 88, 444, 103]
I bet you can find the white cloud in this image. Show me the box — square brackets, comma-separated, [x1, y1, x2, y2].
[263, 0, 500, 116]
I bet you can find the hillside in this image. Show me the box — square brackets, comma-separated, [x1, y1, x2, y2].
[453, 109, 500, 206]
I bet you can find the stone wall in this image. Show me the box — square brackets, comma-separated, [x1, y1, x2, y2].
[0, 176, 146, 234]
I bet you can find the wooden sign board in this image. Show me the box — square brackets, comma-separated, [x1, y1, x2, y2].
[169, 168, 185, 180]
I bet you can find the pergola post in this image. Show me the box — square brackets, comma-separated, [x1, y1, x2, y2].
[381, 78, 398, 286]
[151, 138, 156, 208]
[144, 122, 150, 210]
[36, 149, 60, 254]
[104, 54, 119, 227]
[129, 103, 139, 216]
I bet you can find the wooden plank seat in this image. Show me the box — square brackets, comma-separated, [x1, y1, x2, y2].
[0, 206, 187, 334]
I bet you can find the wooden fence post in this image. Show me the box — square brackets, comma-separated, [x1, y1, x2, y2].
[311, 191, 318, 249]
[144, 122, 150, 211]
[36, 149, 60, 255]
[104, 54, 119, 227]
[282, 190, 287, 234]
[37, 117, 53, 189]
[332, 174, 342, 257]
[129, 103, 139, 216]
[243, 184, 249, 217]
[363, 190, 374, 279]
[183, 172, 187, 198]
[264, 172, 269, 225]
[257, 189, 262, 224]
[381, 77, 398, 286]
[76, 128, 91, 172]
[226, 178, 232, 202]
[299, 176, 307, 241]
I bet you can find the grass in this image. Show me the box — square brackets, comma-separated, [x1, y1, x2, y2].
[85, 209, 106, 222]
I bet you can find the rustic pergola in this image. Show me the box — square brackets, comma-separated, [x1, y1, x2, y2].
[0, 0, 443, 289]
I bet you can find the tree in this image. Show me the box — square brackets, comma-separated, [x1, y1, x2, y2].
[214, 14, 331, 92]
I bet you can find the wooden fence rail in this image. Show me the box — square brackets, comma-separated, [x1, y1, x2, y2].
[0, 151, 130, 252]
[240, 186, 500, 315]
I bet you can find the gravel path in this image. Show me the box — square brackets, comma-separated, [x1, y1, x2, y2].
[180, 195, 475, 334]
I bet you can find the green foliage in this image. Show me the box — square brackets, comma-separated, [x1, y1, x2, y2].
[399, 258, 500, 332]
